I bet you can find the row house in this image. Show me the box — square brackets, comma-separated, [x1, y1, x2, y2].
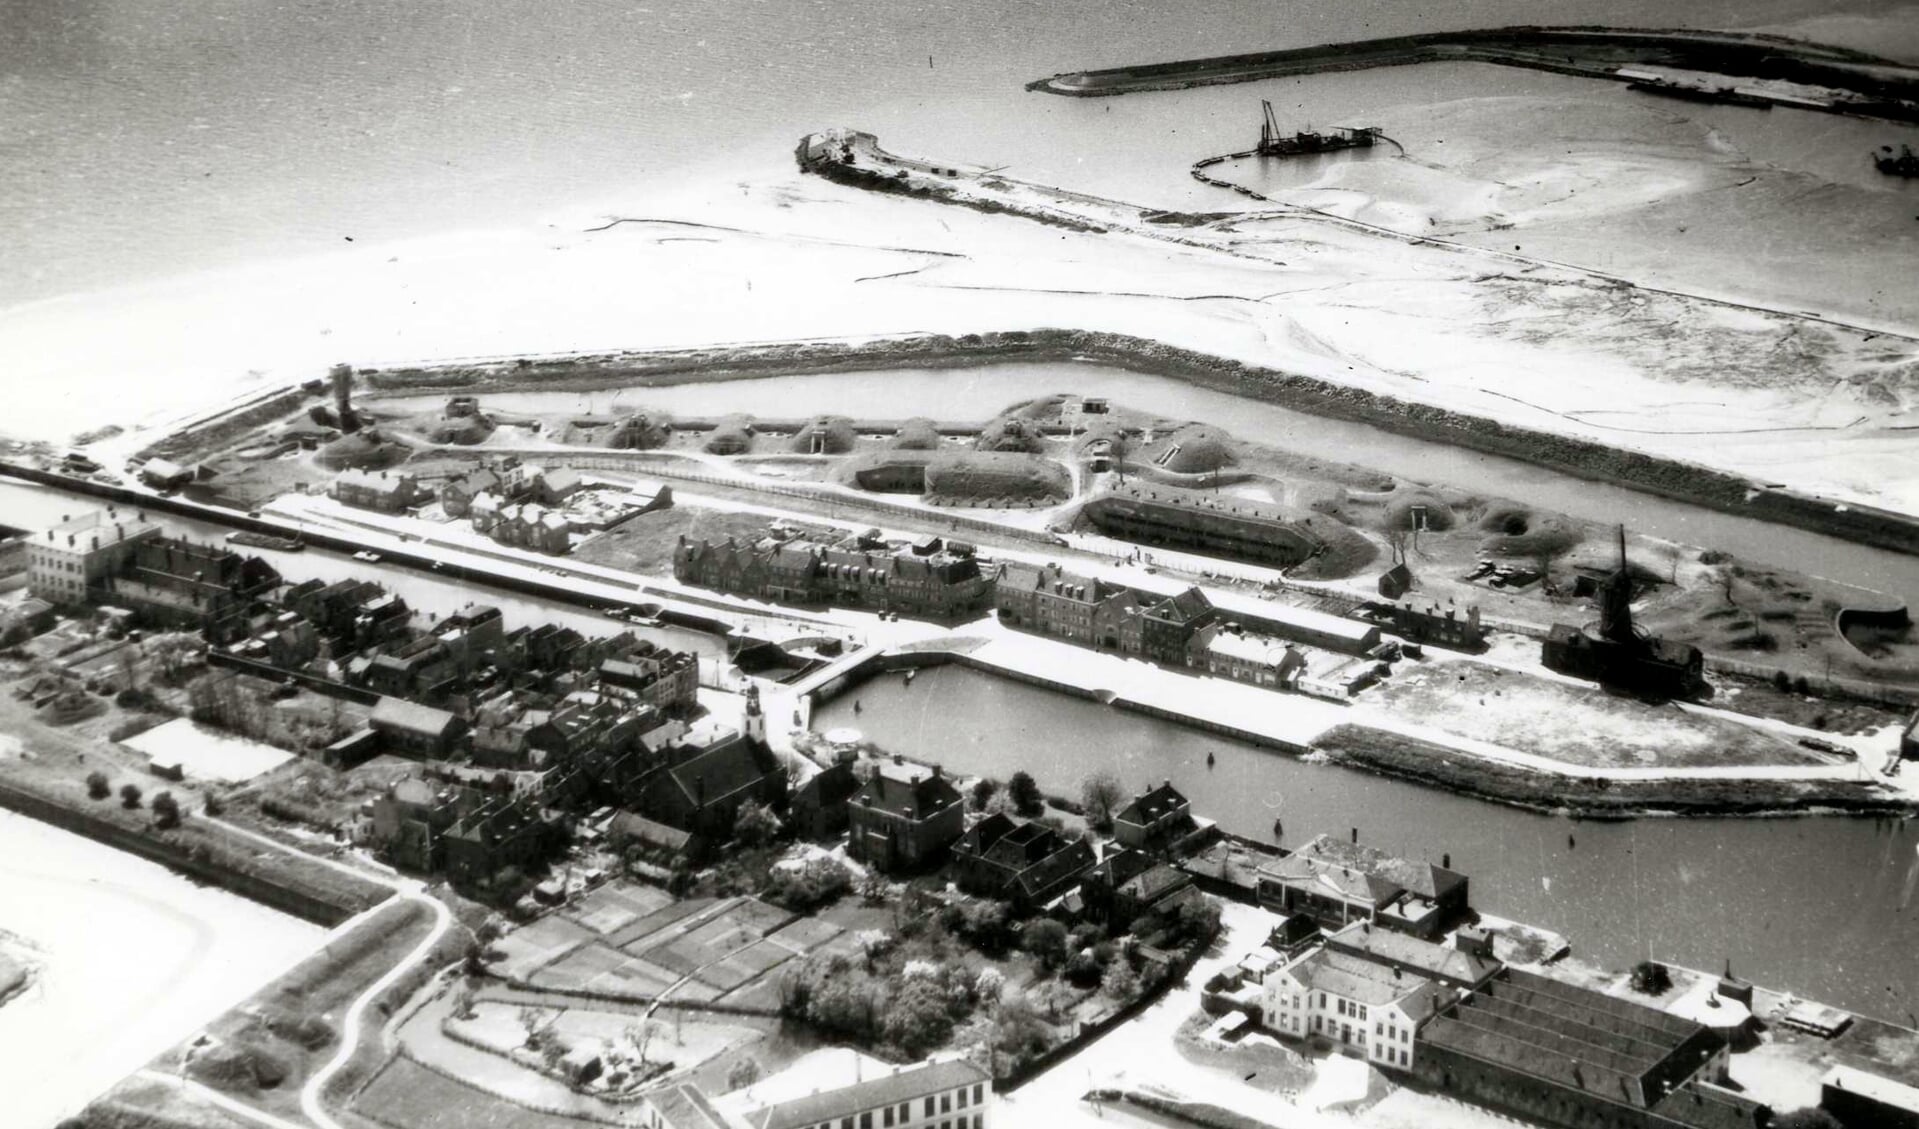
[674, 532, 993, 620]
[1080, 847, 1200, 932]
[1191, 624, 1307, 689]
[490, 502, 572, 555]
[331, 468, 426, 513]
[599, 645, 700, 716]
[993, 562, 1117, 645]
[108, 536, 281, 641]
[723, 1050, 992, 1129]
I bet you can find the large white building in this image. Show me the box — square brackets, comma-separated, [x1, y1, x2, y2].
[1260, 945, 1454, 1071]
[721, 1049, 991, 1129]
[26, 506, 161, 603]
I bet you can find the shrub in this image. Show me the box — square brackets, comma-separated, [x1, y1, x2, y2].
[86, 771, 111, 800]
[764, 858, 853, 913]
[1102, 958, 1141, 1001]
[725, 1057, 762, 1092]
[1630, 960, 1673, 996]
[151, 791, 182, 830]
[883, 977, 956, 1059]
[120, 783, 142, 809]
[203, 791, 225, 817]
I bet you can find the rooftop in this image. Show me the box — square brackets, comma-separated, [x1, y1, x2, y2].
[728, 1049, 988, 1129]
[1324, 921, 1500, 986]
[1824, 1064, 1919, 1113]
[1116, 781, 1188, 827]
[1278, 946, 1439, 1009]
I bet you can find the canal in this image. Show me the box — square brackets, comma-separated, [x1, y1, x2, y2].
[385, 363, 1919, 604]
[816, 663, 1919, 1022]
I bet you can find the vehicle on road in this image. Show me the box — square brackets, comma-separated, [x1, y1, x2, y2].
[352, 550, 383, 563]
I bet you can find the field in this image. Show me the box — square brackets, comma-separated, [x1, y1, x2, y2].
[489, 886, 851, 1009]
[1367, 660, 1826, 770]
[355, 1056, 597, 1129]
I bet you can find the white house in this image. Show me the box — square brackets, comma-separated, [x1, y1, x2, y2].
[1260, 946, 1453, 1071]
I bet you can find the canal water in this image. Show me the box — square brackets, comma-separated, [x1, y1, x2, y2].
[443, 364, 1919, 604]
[816, 663, 1919, 1021]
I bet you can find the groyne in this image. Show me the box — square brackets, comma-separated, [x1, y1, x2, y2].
[1024, 25, 1919, 124]
[347, 327, 1919, 559]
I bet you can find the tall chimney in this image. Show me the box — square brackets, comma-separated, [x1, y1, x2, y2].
[330, 363, 360, 434]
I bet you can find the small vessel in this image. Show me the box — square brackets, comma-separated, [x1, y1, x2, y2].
[1874, 144, 1919, 178]
[903, 669, 917, 685]
[1207, 751, 1217, 768]
[226, 531, 305, 552]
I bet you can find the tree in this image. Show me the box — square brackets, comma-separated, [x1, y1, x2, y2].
[1080, 771, 1125, 832]
[1630, 960, 1673, 996]
[120, 783, 142, 809]
[147, 632, 206, 683]
[151, 791, 182, 830]
[883, 978, 956, 1059]
[1007, 771, 1043, 818]
[1177, 896, 1223, 945]
[725, 1056, 762, 1092]
[625, 1020, 661, 1064]
[1101, 958, 1141, 1001]
[1020, 918, 1069, 971]
[733, 799, 780, 847]
[86, 771, 111, 800]
[203, 790, 226, 817]
[969, 778, 999, 812]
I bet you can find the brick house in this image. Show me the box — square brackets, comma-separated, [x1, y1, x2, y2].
[846, 761, 964, 873]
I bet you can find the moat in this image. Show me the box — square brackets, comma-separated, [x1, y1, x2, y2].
[816, 663, 1919, 1021]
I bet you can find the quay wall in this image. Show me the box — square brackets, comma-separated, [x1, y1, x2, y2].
[337, 329, 1919, 558]
[0, 777, 378, 926]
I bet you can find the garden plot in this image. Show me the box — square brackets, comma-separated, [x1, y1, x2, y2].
[120, 717, 294, 783]
[604, 896, 722, 950]
[563, 882, 673, 937]
[492, 914, 594, 982]
[354, 1057, 589, 1129]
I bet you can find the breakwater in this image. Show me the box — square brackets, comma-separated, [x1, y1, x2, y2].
[342, 327, 1919, 560]
[1024, 25, 1919, 124]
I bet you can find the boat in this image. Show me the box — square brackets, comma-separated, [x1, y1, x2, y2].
[225, 531, 305, 552]
[1257, 100, 1381, 157]
[1874, 144, 1919, 177]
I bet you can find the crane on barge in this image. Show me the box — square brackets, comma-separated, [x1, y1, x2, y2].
[1256, 100, 1382, 157]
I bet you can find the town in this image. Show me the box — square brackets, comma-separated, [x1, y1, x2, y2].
[0, 341, 1915, 1129]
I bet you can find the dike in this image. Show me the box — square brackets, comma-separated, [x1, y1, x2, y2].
[354, 329, 1919, 557]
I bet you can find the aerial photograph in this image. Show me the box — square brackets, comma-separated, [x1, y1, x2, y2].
[3, 2, 1918, 1128]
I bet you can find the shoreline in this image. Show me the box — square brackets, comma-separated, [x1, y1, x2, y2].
[354, 327, 1919, 558]
[1024, 24, 1919, 123]
[803, 644, 1917, 821]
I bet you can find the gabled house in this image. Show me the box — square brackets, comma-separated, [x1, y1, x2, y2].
[1113, 780, 1194, 851]
[846, 760, 964, 873]
[639, 730, 786, 842]
[1254, 834, 1469, 939]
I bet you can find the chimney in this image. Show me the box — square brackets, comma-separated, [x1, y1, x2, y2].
[1351, 827, 1358, 844]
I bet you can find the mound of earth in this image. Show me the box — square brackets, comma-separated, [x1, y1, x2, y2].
[1073, 422, 1130, 460]
[890, 418, 942, 450]
[703, 416, 755, 455]
[926, 452, 1069, 505]
[791, 415, 856, 455]
[1144, 424, 1235, 474]
[976, 416, 1046, 453]
[1289, 517, 1379, 580]
[842, 450, 933, 494]
[188, 1040, 291, 1092]
[1002, 394, 1070, 421]
[315, 429, 409, 470]
[1482, 511, 1586, 559]
[1284, 481, 1350, 518]
[425, 415, 494, 445]
[0, 952, 32, 1007]
[1382, 490, 1458, 532]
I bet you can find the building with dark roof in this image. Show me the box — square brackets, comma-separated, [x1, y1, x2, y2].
[369, 696, 468, 757]
[1823, 1064, 1919, 1129]
[674, 529, 993, 621]
[1079, 846, 1199, 931]
[639, 728, 786, 842]
[1082, 483, 1322, 568]
[847, 760, 964, 873]
[108, 536, 280, 640]
[1113, 780, 1194, 851]
[1414, 968, 1760, 1129]
[1255, 834, 1469, 939]
[1543, 527, 1703, 700]
[952, 813, 1096, 911]
[790, 759, 859, 840]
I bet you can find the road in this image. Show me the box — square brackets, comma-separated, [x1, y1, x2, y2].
[299, 888, 453, 1129]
